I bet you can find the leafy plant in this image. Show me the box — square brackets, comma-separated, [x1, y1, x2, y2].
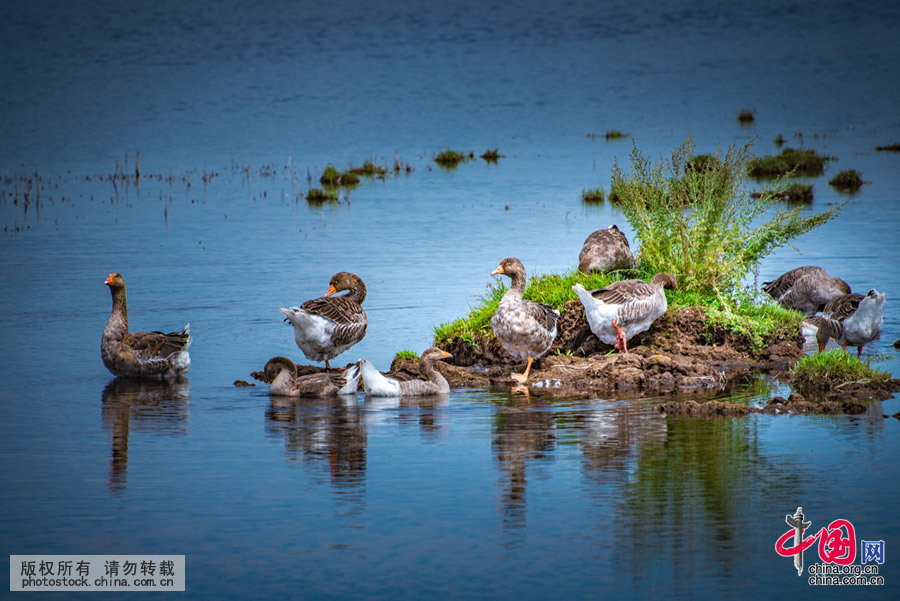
[610, 137, 842, 298]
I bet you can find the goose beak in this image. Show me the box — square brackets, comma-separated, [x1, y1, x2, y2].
[104, 275, 114, 286]
[491, 265, 504, 275]
[325, 285, 337, 297]
[440, 350, 453, 359]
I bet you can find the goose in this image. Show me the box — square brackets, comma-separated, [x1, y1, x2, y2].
[572, 273, 678, 354]
[578, 224, 634, 274]
[357, 347, 453, 396]
[265, 356, 360, 397]
[801, 289, 886, 358]
[280, 272, 367, 370]
[101, 272, 191, 378]
[490, 257, 560, 383]
[762, 266, 850, 315]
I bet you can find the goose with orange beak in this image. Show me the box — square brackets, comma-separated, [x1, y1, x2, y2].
[101, 272, 191, 378]
[490, 258, 559, 384]
[280, 272, 368, 371]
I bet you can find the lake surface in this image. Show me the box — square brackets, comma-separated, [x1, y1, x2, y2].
[2, 0, 899, 598]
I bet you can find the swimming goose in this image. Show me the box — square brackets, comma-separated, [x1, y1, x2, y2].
[572, 273, 678, 354]
[801, 289, 886, 358]
[265, 356, 361, 397]
[101, 272, 191, 378]
[578, 224, 634, 274]
[762, 266, 850, 315]
[280, 272, 368, 370]
[357, 347, 453, 396]
[490, 257, 560, 383]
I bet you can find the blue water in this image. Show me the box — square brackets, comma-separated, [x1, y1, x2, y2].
[2, 0, 900, 598]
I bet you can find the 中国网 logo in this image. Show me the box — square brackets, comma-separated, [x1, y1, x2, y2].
[774, 506, 885, 586]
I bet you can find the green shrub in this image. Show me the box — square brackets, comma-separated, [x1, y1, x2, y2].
[610, 137, 841, 296]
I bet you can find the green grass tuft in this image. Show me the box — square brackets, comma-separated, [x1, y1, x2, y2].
[792, 349, 892, 390]
[434, 149, 467, 167]
[320, 166, 360, 186]
[393, 349, 420, 361]
[748, 147, 830, 178]
[828, 169, 863, 191]
[305, 188, 339, 203]
[348, 160, 388, 177]
[581, 186, 605, 202]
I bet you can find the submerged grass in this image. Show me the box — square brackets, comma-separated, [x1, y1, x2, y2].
[581, 186, 605, 202]
[828, 169, 863, 191]
[434, 149, 467, 167]
[792, 349, 892, 390]
[748, 147, 830, 178]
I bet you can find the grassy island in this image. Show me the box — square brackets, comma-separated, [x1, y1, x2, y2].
[431, 138, 891, 403]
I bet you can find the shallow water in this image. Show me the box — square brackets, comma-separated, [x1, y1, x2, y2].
[2, 0, 900, 598]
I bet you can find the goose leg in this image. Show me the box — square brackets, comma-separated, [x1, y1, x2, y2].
[612, 320, 628, 354]
[817, 342, 826, 353]
[325, 359, 332, 372]
[857, 346, 863, 360]
[510, 357, 534, 383]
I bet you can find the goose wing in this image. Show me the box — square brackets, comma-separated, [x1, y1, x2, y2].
[121, 327, 190, 360]
[301, 296, 367, 346]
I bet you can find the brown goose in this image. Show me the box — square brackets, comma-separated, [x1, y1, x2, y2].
[578, 224, 634, 274]
[101, 272, 191, 378]
[357, 347, 453, 396]
[802, 289, 886, 358]
[762, 266, 850, 315]
[280, 272, 368, 370]
[490, 258, 560, 383]
[572, 273, 678, 353]
[265, 356, 361, 397]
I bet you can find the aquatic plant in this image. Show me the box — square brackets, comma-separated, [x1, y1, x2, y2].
[581, 186, 604, 202]
[434, 150, 467, 167]
[751, 183, 813, 203]
[610, 137, 841, 296]
[875, 143, 900, 152]
[774, 134, 786, 147]
[828, 169, 863, 191]
[348, 160, 388, 177]
[748, 147, 830, 178]
[320, 166, 360, 186]
[480, 148, 502, 161]
[605, 130, 627, 140]
[305, 188, 339, 203]
[792, 349, 891, 391]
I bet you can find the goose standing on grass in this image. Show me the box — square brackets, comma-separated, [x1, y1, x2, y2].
[762, 266, 850, 315]
[280, 272, 367, 371]
[490, 257, 560, 383]
[572, 273, 678, 354]
[265, 356, 361, 397]
[578, 224, 634, 274]
[101, 272, 191, 378]
[801, 289, 886, 358]
[357, 347, 453, 396]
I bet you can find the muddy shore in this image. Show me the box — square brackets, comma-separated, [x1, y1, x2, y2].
[251, 304, 899, 416]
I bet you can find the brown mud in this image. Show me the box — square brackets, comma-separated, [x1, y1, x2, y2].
[435, 305, 898, 413]
[247, 306, 898, 417]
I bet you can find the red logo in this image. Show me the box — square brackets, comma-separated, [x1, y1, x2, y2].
[775, 507, 856, 575]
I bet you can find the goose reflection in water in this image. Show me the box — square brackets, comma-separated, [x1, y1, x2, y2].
[492, 397, 557, 537]
[101, 377, 190, 494]
[265, 396, 367, 498]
